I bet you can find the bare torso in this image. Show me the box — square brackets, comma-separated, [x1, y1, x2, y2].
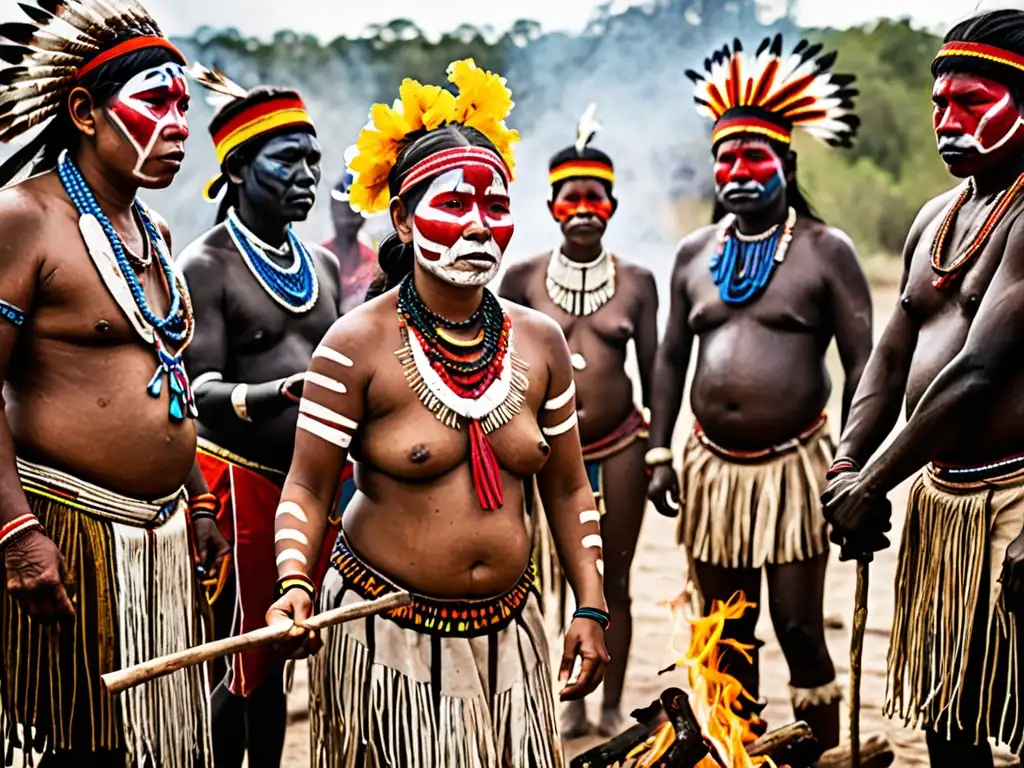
[680, 219, 845, 449]
[902, 189, 1024, 464]
[178, 225, 340, 472]
[342, 294, 554, 598]
[5, 173, 195, 498]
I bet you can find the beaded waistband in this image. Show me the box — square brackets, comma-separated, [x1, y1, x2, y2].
[197, 437, 286, 480]
[693, 413, 828, 463]
[929, 453, 1024, 487]
[17, 457, 186, 527]
[581, 406, 649, 462]
[331, 532, 538, 638]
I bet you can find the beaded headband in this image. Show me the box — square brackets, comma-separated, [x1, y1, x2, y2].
[398, 146, 509, 197]
[934, 41, 1024, 75]
[688, 34, 859, 152]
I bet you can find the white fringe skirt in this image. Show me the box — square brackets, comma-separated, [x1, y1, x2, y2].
[310, 535, 563, 768]
[886, 462, 1024, 751]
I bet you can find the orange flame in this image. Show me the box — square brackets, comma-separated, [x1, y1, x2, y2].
[628, 591, 777, 767]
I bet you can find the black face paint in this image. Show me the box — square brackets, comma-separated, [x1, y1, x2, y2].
[240, 132, 322, 223]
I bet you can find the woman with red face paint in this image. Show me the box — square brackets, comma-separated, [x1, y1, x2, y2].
[823, 11, 1024, 766]
[499, 104, 658, 739]
[263, 60, 609, 767]
[0, 1, 227, 766]
[646, 35, 872, 750]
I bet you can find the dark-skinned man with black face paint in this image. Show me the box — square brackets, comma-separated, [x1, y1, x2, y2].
[176, 68, 342, 768]
[645, 36, 872, 749]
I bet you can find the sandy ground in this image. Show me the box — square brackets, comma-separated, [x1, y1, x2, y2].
[271, 280, 1020, 767]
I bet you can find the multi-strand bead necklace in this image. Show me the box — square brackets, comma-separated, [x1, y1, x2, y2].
[710, 206, 797, 305]
[930, 173, 1024, 290]
[58, 153, 196, 422]
[396, 276, 528, 510]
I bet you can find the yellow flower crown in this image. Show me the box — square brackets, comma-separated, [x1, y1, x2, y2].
[345, 58, 520, 215]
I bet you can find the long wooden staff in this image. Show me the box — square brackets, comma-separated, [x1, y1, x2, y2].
[101, 591, 411, 694]
[850, 559, 869, 768]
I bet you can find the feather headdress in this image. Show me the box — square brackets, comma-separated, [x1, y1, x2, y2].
[548, 102, 614, 188]
[345, 58, 520, 215]
[0, 0, 183, 145]
[189, 62, 315, 201]
[686, 34, 859, 151]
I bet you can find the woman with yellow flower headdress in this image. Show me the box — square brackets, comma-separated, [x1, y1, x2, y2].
[263, 59, 609, 766]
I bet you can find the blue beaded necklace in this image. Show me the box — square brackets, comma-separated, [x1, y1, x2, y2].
[226, 208, 319, 314]
[709, 207, 797, 305]
[58, 152, 196, 423]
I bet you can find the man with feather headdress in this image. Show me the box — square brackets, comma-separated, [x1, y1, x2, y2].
[0, 0, 227, 765]
[823, 9, 1024, 765]
[645, 35, 873, 749]
[176, 66, 343, 768]
[499, 103, 659, 739]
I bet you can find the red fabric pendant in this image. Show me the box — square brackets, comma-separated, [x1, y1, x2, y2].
[468, 418, 503, 510]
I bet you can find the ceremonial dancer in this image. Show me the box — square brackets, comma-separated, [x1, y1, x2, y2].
[499, 105, 658, 738]
[323, 171, 378, 314]
[264, 60, 610, 767]
[0, 1, 227, 765]
[646, 36, 872, 748]
[823, 11, 1024, 766]
[177, 69, 343, 768]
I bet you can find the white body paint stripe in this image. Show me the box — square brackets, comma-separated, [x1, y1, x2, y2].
[298, 414, 352, 448]
[542, 411, 578, 437]
[275, 529, 309, 546]
[596, 559, 604, 577]
[299, 398, 358, 430]
[582, 534, 604, 550]
[313, 346, 354, 367]
[305, 371, 347, 394]
[191, 371, 223, 392]
[545, 381, 576, 411]
[276, 548, 308, 566]
[275, 501, 308, 523]
[579, 510, 601, 525]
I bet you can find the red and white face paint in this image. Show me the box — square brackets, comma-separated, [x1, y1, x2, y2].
[933, 72, 1024, 177]
[412, 165, 514, 287]
[713, 138, 786, 206]
[106, 63, 190, 183]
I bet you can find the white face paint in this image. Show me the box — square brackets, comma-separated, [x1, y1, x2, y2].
[411, 166, 514, 287]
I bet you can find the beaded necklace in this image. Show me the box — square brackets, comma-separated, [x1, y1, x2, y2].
[930, 173, 1024, 290]
[58, 153, 196, 423]
[396, 276, 529, 510]
[226, 208, 320, 314]
[710, 207, 797, 305]
[545, 249, 615, 316]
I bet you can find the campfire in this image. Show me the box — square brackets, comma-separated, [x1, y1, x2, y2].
[571, 592, 821, 768]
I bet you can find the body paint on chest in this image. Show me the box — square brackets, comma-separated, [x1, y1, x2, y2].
[106, 63, 189, 183]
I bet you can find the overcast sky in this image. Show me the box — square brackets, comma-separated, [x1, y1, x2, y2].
[141, 0, 995, 41]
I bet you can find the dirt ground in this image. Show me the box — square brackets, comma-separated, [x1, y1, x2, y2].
[271, 279, 1020, 767]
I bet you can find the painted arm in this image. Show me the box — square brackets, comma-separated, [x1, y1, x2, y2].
[824, 229, 873, 430]
[634, 268, 660, 409]
[646, 236, 698, 517]
[0, 192, 74, 624]
[534, 316, 610, 700]
[180, 249, 303, 427]
[265, 318, 366, 652]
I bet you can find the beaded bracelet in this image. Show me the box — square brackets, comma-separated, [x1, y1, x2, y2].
[276, 572, 316, 601]
[573, 606, 611, 631]
[0, 513, 44, 552]
[826, 456, 861, 481]
[189, 493, 221, 521]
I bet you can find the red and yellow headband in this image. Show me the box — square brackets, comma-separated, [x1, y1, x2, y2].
[76, 36, 185, 81]
[712, 115, 791, 148]
[203, 94, 315, 201]
[934, 41, 1024, 74]
[549, 159, 615, 186]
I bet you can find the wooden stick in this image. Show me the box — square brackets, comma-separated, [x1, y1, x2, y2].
[101, 591, 411, 694]
[746, 721, 814, 757]
[851, 560, 869, 768]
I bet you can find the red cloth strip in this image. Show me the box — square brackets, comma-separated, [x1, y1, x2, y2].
[469, 419, 503, 510]
[398, 147, 509, 196]
[77, 37, 185, 80]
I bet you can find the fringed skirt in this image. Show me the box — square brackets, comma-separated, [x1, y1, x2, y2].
[679, 414, 833, 568]
[310, 533, 562, 768]
[1, 458, 212, 767]
[886, 461, 1024, 752]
